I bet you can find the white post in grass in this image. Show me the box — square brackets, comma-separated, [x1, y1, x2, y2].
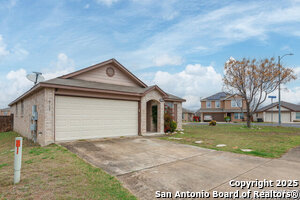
[14, 137, 23, 184]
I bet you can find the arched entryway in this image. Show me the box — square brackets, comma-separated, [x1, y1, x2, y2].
[146, 100, 161, 133]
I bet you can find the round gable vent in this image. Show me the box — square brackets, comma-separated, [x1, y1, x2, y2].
[106, 67, 115, 77]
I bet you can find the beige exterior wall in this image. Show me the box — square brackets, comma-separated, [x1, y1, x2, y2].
[175, 102, 182, 130]
[44, 88, 55, 145]
[201, 101, 206, 108]
[183, 113, 190, 121]
[291, 112, 300, 122]
[10, 88, 55, 146]
[201, 98, 246, 110]
[253, 112, 263, 121]
[223, 99, 246, 110]
[72, 64, 140, 87]
[141, 90, 164, 134]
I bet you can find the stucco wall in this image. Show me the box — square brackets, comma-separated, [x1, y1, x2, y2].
[141, 90, 164, 134]
[10, 88, 55, 146]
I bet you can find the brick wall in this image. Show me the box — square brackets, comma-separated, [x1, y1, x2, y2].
[10, 88, 55, 146]
[141, 90, 164, 134]
[175, 102, 182, 130]
[0, 115, 13, 132]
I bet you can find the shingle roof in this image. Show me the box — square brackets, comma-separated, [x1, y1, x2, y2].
[165, 93, 184, 101]
[9, 78, 185, 106]
[44, 78, 147, 94]
[202, 92, 230, 101]
[43, 78, 184, 101]
[182, 108, 194, 113]
[257, 101, 300, 112]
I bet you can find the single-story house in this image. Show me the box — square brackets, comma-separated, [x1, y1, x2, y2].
[9, 59, 185, 146]
[254, 101, 300, 123]
[182, 108, 194, 122]
[0, 107, 11, 116]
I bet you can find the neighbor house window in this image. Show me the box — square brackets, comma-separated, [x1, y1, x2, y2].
[215, 101, 220, 108]
[231, 99, 242, 107]
[296, 112, 300, 119]
[206, 101, 211, 108]
[234, 113, 244, 119]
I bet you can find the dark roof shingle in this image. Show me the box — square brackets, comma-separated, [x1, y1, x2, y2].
[202, 92, 230, 101]
[257, 101, 300, 112]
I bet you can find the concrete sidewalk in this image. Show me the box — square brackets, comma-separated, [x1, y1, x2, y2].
[185, 122, 300, 128]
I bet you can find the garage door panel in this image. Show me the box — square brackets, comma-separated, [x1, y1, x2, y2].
[265, 112, 290, 123]
[55, 96, 138, 141]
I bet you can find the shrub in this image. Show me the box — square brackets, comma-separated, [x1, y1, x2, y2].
[170, 120, 177, 132]
[224, 116, 230, 122]
[209, 120, 217, 126]
[164, 112, 177, 133]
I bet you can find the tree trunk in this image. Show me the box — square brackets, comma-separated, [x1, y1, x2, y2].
[246, 103, 251, 128]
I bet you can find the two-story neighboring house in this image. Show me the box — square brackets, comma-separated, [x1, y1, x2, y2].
[197, 92, 247, 122]
[0, 108, 11, 116]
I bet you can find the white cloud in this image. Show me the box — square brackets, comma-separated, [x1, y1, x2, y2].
[281, 45, 292, 51]
[294, 67, 300, 77]
[95, 0, 119, 6]
[268, 87, 300, 105]
[0, 35, 29, 61]
[0, 53, 75, 108]
[151, 64, 223, 111]
[153, 54, 183, 66]
[43, 53, 75, 80]
[0, 35, 9, 57]
[0, 69, 32, 108]
[0, 0, 17, 10]
[84, 4, 90, 9]
[121, 0, 300, 69]
[12, 46, 29, 60]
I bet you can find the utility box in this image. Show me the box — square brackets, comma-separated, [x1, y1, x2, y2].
[32, 105, 38, 120]
[31, 105, 38, 143]
[30, 123, 37, 131]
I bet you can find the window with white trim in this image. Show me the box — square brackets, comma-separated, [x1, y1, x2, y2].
[234, 113, 244, 119]
[296, 112, 300, 119]
[215, 101, 220, 108]
[206, 101, 211, 108]
[231, 99, 242, 107]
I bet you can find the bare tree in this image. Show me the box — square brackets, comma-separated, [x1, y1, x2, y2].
[223, 57, 296, 127]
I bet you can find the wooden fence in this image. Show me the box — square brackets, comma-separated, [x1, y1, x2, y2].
[0, 114, 13, 132]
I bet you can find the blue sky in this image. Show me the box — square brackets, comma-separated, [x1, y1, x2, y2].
[0, 0, 300, 110]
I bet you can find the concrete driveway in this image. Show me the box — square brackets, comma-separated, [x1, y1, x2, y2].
[61, 137, 300, 200]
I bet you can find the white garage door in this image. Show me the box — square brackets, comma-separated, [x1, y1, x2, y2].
[265, 112, 291, 123]
[55, 96, 138, 141]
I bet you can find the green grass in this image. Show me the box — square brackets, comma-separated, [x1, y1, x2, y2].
[160, 124, 300, 158]
[0, 131, 136, 200]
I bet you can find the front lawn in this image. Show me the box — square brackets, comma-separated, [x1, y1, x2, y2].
[0, 132, 136, 200]
[160, 124, 300, 158]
